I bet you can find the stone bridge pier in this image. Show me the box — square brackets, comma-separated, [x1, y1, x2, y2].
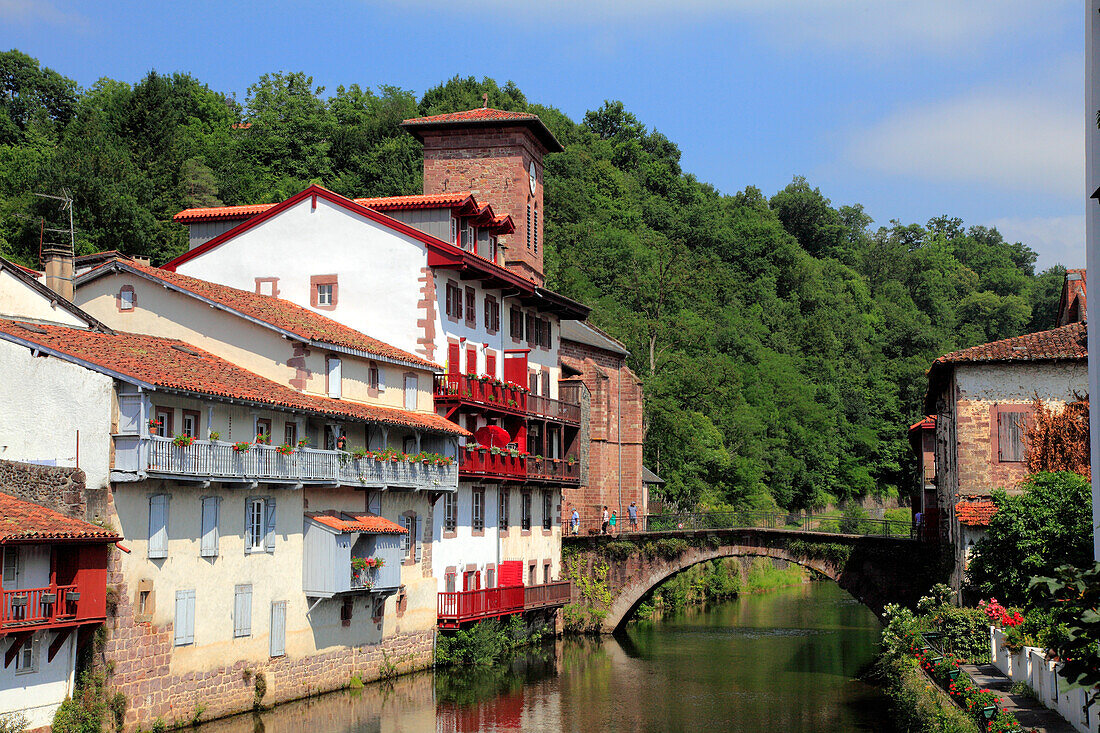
[562, 528, 947, 633]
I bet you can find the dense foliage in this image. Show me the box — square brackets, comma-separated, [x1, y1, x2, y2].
[1030, 561, 1100, 701]
[1026, 398, 1090, 479]
[966, 472, 1093, 606]
[0, 52, 1067, 510]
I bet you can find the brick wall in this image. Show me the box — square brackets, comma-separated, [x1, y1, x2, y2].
[558, 339, 645, 532]
[419, 128, 547, 285]
[0, 458, 106, 523]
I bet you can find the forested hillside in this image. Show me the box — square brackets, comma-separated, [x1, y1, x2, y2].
[0, 50, 1067, 511]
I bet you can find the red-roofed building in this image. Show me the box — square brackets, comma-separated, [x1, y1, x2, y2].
[907, 416, 938, 542]
[0, 491, 118, 729]
[1057, 268, 1086, 326]
[923, 321, 1087, 593]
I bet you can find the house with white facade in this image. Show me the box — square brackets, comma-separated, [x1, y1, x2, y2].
[164, 108, 590, 628]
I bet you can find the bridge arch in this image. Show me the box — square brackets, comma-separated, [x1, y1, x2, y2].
[562, 528, 942, 634]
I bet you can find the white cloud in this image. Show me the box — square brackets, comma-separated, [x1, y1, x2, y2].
[990, 214, 1085, 271]
[394, 0, 1059, 54]
[0, 0, 87, 28]
[846, 84, 1083, 200]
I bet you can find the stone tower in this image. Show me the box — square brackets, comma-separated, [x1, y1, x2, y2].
[401, 108, 564, 286]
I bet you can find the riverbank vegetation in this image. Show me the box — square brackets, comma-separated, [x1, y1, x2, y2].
[434, 616, 550, 668]
[0, 51, 1068, 512]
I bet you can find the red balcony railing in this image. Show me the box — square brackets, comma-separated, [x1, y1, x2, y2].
[460, 448, 526, 480]
[526, 394, 581, 424]
[437, 585, 525, 628]
[525, 456, 581, 483]
[433, 374, 528, 413]
[1, 584, 84, 630]
[523, 581, 572, 610]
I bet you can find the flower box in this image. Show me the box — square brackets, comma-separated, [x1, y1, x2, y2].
[40, 592, 57, 604]
[65, 591, 80, 602]
[9, 596, 27, 608]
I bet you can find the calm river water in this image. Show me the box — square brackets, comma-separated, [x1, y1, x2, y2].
[202, 581, 889, 733]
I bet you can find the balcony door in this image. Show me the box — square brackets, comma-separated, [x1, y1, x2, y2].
[503, 350, 528, 387]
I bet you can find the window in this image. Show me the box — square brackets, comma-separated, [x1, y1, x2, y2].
[485, 296, 500, 334]
[464, 287, 476, 325]
[486, 567, 496, 589]
[2, 547, 17, 586]
[182, 410, 200, 439]
[270, 601, 286, 657]
[284, 421, 298, 447]
[404, 374, 418, 411]
[200, 496, 220, 558]
[246, 497, 276, 554]
[529, 371, 539, 395]
[510, 307, 523, 340]
[154, 407, 172, 438]
[443, 493, 457, 532]
[148, 494, 168, 559]
[234, 585, 252, 638]
[174, 589, 195, 646]
[488, 235, 497, 263]
[526, 204, 532, 250]
[138, 590, 151, 616]
[14, 635, 36, 673]
[472, 490, 484, 532]
[997, 410, 1029, 462]
[119, 285, 135, 311]
[459, 221, 474, 251]
[450, 216, 457, 245]
[254, 278, 278, 297]
[526, 313, 536, 346]
[543, 491, 553, 530]
[541, 371, 551, 398]
[310, 275, 338, 310]
[544, 563, 551, 584]
[327, 356, 342, 399]
[255, 418, 272, 443]
[521, 493, 532, 531]
[446, 282, 463, 320]
[499, 489, 510, 530]
[445, 573, 456, 593]
[540, 319, 552, 349]
[402, 514, 414, 558]
[369, 363, 380, 390]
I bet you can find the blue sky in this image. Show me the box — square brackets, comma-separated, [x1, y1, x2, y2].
[2, 0, 1084, 270]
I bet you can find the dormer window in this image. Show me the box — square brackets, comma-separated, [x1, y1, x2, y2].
[459, 221, 475, 252]
[311, 275, 338, 310]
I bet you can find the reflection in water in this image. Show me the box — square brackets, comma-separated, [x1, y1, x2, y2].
[204, 582, 888, 733]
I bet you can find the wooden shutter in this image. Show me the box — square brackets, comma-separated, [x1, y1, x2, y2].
[264, 499, 277, 553]
[486, 352, 497, 379]
[414, 518, 422, 563]
[245, 499, 256, 555]
[998, 411, 1027, 462]
[327, 357, 342, 399]
[174, 589, 195, 645]
[465, 287, 476, 324]
[270, 601, 286, 657]
[148, 495, 168, 559]
[234, 585, 252, 638]
[445, 284, 453, 317]
[200, 496, 220, 557]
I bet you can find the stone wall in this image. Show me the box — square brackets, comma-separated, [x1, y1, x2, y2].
[0, 458, 105, 523]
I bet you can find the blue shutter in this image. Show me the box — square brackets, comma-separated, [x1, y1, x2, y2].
[244, 498, 255, 555]
[148, 495, 168, 559]
[270, 601, 286, 657]
[174, 589, 195, 645]
[264, 499, 277, 553]
[200, 496, 219, 557]
[234, 585, 252, 638]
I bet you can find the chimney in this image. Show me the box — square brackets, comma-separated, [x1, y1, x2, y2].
[42, 244, 73, 301]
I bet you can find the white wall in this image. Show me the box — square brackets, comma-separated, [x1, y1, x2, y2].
[0, 338, 114, 501]
[0, 269, 87, 327]
[956, 362, 1088, 403]
[0, 631, 76, 730]
[175, 198, 428, 359]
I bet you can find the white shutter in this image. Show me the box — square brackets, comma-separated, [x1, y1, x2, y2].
[414, 518, 422, 563]
[328, 357, 342, 398]
[377, 368, 385, 394]
[245, 499, 256, 555]
[174, 589, 195, 645]
[270, 601, 286, 657]
[234, 585, 252, 637]
[264, 499, 277, 553]
[404, 375, 418, 411]
[200, 496, 220, 557]
[148, 495, 168, 559]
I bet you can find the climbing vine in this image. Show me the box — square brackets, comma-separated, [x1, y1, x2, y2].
[562, 554, 613, 632]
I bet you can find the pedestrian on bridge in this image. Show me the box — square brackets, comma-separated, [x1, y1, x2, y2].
[628, 502, 638, 531]
[571, 506, 580, 536]
[609, 511, 617, 535]
[602, 506, 609, 534]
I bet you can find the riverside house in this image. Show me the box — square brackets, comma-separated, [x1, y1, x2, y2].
[0, 315, 463, 728]
[162, 108, 598, 628]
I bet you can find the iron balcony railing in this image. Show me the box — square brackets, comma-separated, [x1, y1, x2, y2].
[526, 393, 581, 424]
[118, 436, 458, 489]
[525, 455, 580, 483]
[1, 584, 83, 630]
[639, 510, 915, 539]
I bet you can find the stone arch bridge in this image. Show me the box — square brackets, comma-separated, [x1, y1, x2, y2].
[562, 525, 946, 633]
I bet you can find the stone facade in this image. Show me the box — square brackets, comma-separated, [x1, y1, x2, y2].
[419, 128, 548, 285]
[0, 459, 105, 523]
[558, 339, 645, 532]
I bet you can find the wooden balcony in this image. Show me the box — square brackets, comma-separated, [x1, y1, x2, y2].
[459, 448, 579, 484]
[433, 374, 580, 425]
[113, 436, 458, 490]
[525, 455, 580, 484]
[1, 584, 98, 633]
[437, 581, 571, 629]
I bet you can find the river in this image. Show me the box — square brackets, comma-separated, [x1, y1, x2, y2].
[200, 581, 889, 733]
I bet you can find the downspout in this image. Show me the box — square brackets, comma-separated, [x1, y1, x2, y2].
[617, 361, 623, 522]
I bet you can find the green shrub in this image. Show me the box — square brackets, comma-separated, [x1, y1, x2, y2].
[435, 616, 538, 667]
[601, 540, 638, 560]
[52, 669, 107, 733]
[930, 605, 991, 663]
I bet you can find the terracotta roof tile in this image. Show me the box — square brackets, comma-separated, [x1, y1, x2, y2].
[0, 320, 466, 436]
[307, 512, 407, 534]
[173, 203, 276, 223]
[0, 493, 119, 541]
[933, 322, 1087, 365]
[909, 416, 936, 432]
[353, 193, 475, 210]
[955, 498, 997, 527]
[400, 107, 564, 153]
[402, 108, 541, 125]
[85, 261, 437, 370]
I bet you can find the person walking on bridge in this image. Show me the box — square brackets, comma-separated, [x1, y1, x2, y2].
[602, 506, 610, 534]
[628, 502, 638, 532]
[570, 506, 580, 536]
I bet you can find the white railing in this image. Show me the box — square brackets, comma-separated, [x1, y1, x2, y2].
[123, 436, 458, 489]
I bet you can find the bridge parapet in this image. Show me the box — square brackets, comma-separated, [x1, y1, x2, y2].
[561, 527, 949, 633]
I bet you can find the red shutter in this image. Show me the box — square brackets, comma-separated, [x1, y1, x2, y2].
[486, 352, 497, 378]
[466, 347, 477, 375]
[448, 343, 460, 375]
[499, 560, 523, 586]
